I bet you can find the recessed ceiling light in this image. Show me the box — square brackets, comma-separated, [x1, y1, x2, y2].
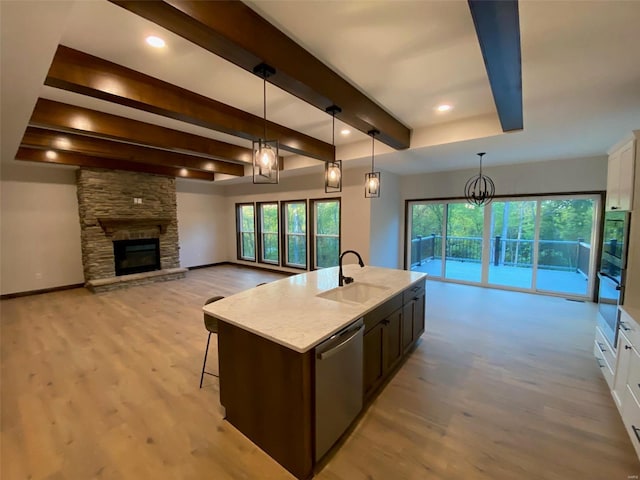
[54, 137, 71, 149]
[146, 36, 166, 48]
[340, 129, 351, 136]
[437, 104, 452, 112]
[45, 150, 58, 160]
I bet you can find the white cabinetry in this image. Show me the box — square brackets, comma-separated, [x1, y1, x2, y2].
[594, 325, 615, 388]
[612, 307, 640, 459]
[606, 139, 636, 211]
[614, 330, 633, 407]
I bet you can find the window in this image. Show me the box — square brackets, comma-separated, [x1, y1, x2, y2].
[406, 194, 599, 299]
[282, 201, 307, 269]
[258, 202, 279, 264]
[311, 199, 340, 269]
[236, 198, 341, 271]
[236, 203, 256, 261]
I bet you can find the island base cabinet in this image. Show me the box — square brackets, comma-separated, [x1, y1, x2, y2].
[218, 321, 314, 480]
[402, 290, 426, 353]
[363, 322, 385, 398]
[363, 279, 426, 401]
[385, 309, 403, 371]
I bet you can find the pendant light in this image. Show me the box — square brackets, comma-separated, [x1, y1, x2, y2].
[464, 152, 495, 206]
[325, 105, 342, 193]
[252, 63, 279, 184]
[364, 129, 381, 198]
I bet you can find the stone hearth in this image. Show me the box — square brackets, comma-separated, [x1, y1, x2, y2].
[76, 168, 185, 292]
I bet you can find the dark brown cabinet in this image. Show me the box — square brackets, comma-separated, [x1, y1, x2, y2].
[363, 279, 426, 401]
[402, 283, 426, 353]
[385, 308, 403, 371]
[363, 321, 385, 395]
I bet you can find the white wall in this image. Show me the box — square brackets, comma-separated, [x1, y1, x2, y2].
[176, 179, 227, 268]
[369, 171, 402, 268]
[222, 166, 372, 271]
[0, 155, 609, 294]
[0, 162, 84, 295]
[0, 163, 231, 294]
[400, 155, 608, 200]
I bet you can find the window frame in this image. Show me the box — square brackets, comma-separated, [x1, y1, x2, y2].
[280, 200, 308, 270]
[404, 192, 603, 301]
[257, 201, 281, 266]
[310, 197, 341, 270]
[236, 202, 257, 262]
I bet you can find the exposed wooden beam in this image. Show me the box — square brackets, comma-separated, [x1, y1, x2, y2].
[16, 147, 216, 181]
[109, 0, 411, 150]
[468, 0, 523, 132]
[21, 126, 245, 176]
[45, 46, 334, 161]
[31, 98, 258, 164]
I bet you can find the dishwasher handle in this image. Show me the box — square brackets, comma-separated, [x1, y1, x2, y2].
[317, 324, 364, 361]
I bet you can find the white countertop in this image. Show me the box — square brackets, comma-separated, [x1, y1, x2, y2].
[203, 265, 426, 353]
[621, 305, 640, 324]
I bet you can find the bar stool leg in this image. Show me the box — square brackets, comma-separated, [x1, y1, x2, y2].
[199, 331, 212, 388]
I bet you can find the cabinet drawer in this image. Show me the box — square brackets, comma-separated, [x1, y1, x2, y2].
[626, 347, 640, 405]
[620, 308, 640, 347]
[402, 279, 425, 304]
[621, 386, 640, 459]
[594, 340, 614, 389]
[595, 326, 616, 373]
[363, 293, 402, 333]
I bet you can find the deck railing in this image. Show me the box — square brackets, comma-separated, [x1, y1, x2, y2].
[411, 235, 591, 274]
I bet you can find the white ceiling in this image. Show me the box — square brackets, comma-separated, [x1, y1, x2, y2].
[1, 0, 640, 181]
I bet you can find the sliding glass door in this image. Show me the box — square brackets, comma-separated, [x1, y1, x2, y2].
[409, 203, 444, 277]
[407, 194, 599, 299]
[445, 203, 484, 283]
[536, 199, 594, 296]
[488, 200, 536, 289]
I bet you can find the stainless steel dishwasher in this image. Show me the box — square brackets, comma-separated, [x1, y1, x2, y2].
[315, 317, 364, 461]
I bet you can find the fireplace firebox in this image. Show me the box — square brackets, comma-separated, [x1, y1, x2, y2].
[113, 238, 161, 276]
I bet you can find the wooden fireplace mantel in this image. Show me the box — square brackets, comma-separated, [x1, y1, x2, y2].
[97, 217, 172, 235]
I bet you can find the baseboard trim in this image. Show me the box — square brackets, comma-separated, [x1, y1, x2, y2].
[1, 283, 85, 300]
[227, 262, 299, 277]
[187, 262, 231, 270]
[190, 261, 298, 277]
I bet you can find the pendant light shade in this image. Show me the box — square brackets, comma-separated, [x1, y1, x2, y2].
[252, 63, 279, 184]
[325, 105, 343, 193]
[325, 160, 342, 192]
[365, 129, 381, 198]
[464, 152, 495, 206]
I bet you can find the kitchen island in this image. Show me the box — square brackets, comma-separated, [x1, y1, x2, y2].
[203, 265, 426, 479]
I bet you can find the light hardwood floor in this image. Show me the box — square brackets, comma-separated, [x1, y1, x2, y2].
[1, 265, 638, 479]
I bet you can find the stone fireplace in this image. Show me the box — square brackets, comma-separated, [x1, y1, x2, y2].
[76, 168, 186, 292]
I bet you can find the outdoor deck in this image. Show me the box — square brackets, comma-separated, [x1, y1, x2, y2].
[412, 259, 590, 296]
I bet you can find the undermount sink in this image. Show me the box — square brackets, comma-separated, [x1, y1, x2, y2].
[317, 282, 389, 304]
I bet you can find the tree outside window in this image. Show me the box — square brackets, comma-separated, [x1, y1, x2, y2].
[313, 200, 340, 268]
[238, 204, 255, 261]
[259, 203, 279, 264]
[284, 202, 307, 268]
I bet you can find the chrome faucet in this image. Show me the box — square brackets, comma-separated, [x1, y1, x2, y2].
[338, 250, 365, 286]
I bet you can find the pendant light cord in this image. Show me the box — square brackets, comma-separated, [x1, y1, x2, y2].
[332, 111, 335, 147]
[263, 75, 267, 141]
[371, 132, 375, 171]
